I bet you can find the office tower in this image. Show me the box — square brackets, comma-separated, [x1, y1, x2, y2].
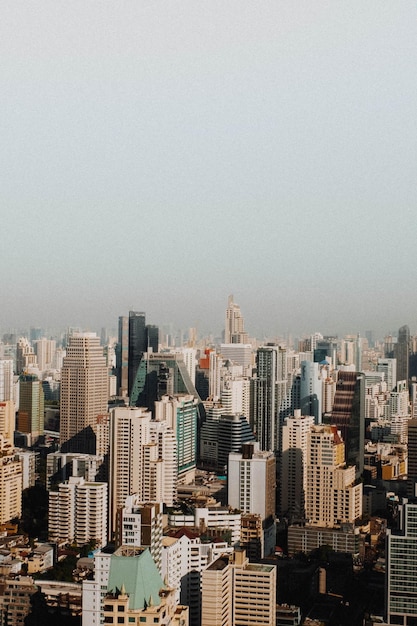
[251, 345, 278, 452]
[396, 324, 410, 384]
[154, 394, 198, 484]
[128, 311, 147, 396]
[228, 443, 276, 521]
[281, 410, 315, 520]
[200, 412, 255, 473]
[201, 548, 276, 626]
[116, 315, 129, 396]
[0, 359, 13, 401]
[146, 324, 159, 352]
[220, 343, 253, 376]
[16, 337, 37, 374]
[300, 360, 322, 424]
[131, 351, 199, 410]
[60, 332, 109, 454]
[305, 425, 362, 528]
[330, 370, 365, 476]
[225, 294, 248, 344]
[48, 476, 108, 548]
[251, 344, 290, 453]
[386, 499, 417, 625]
[33, 338, 56, 372]
[17, 374, 44, 442]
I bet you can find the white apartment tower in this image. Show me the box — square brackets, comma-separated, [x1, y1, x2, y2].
[228, 442, 276, 523]
[48, 476, 108, 547]
[109, 406, 152, 535]
[60, 332, 109, 454]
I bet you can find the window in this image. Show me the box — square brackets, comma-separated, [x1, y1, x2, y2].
[118, 606, 125, 612]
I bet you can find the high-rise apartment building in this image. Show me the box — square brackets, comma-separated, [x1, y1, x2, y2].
[201, 548, 276, 626]
[281, 410, 315, 520]
[60, 332, 109, 454]
[305, 424, 362, 528]
[0, 456, 22, 525]
[154, 394, 198, 484]
[228, 442, 276, 523]
[108, 406, 152, 536]
[48, 476, 108, 548]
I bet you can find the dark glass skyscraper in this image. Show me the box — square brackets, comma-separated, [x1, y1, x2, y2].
[128, 311, 147, 396]
[395, 324, 410, 385]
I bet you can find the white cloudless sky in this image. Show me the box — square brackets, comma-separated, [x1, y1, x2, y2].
[1, 1, 417, 339]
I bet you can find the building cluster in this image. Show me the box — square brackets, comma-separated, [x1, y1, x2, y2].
[1, 302, 417, 623]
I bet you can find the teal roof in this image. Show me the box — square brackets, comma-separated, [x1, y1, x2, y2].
[107, 548, 165, 610]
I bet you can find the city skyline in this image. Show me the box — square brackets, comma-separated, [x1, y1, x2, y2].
[2, 2, 417, 337]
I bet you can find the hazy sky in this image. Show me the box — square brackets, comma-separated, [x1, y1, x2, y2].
[2, 1, 417, 339]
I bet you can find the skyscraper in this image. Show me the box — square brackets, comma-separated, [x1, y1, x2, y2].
[225, 295, 248, 344]
[116, 316, 129, 396]
[251, 345, 290, 453]
[128, 311, 147, 396]
[330, 370, 365, 476]
[300, 360, 322, 424]
[17, 374, 44, 442]
[60, 332, 109, 454]
[0, 360, 14, 402]
[116, 312, 159, 400]
[395, 324, 410, 384]
[305, 425, 362, 528]
[281, 410, 315, 520]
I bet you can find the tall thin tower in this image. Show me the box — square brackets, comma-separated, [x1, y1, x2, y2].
[60, 332, 108, 454]
[225, 295, 248, 344]
[396, 324, 410, 384]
